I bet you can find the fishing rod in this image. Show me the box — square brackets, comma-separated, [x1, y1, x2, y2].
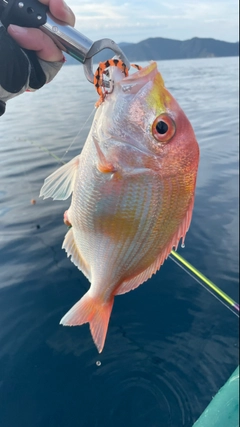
[170, 250, 239, 317]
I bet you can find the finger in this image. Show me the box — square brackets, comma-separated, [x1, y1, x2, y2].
[8, 26, 64, 62]
[39, 0, 75, 27]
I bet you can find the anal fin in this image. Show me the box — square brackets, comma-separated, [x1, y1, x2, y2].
[62, 228, 90, 281]
[116, 196, 195, 296]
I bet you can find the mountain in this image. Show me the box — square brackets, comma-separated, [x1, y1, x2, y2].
[64, 36, 239, 65]
[119, 37, 239, 61]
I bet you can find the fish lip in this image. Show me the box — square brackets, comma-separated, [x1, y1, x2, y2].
[122, 61, 158, 83]
[117, 61, 160, 93]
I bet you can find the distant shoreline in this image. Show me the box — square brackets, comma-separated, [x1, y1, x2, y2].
[64, 36, 239, 65]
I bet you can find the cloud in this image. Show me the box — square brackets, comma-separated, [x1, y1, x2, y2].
[66, 0, 239, 43]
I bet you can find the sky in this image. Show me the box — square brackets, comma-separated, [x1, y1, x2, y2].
[67, 0, 239, 44]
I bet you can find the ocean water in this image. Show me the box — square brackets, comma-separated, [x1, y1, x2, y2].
[0, 57, 239, 427]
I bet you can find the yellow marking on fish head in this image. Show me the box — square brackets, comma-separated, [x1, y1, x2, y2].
[145, 63, 172, 114]
[124, 61, 170, 112]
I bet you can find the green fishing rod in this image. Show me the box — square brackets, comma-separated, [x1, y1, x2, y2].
[170, 250, 239, 317]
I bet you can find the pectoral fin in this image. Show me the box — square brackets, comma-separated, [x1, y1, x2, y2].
[93, 137, 115, 173]
[40, 155, 79, 200]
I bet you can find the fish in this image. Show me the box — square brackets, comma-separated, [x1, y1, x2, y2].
[40, 61, 199, 353]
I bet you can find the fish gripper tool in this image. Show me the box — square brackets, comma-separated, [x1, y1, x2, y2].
[0, 0, 130, 83]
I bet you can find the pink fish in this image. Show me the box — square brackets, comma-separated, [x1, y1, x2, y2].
[40, 62, 199, 353]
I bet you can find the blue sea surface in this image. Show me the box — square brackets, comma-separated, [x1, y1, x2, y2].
[0, 57, 239, 427]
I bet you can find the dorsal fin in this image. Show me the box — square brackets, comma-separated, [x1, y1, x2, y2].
[40, 155, 79, 200]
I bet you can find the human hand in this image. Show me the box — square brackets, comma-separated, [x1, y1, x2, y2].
[0, 0, 76, 116]
[7, 0, 76, 62]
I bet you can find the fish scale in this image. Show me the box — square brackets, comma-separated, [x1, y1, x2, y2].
[40, 61, 199, 352]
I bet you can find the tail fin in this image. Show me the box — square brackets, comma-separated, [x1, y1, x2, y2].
[60, 292, 114, 353]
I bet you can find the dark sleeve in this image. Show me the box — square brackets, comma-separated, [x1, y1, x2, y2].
[0, 24, 31, 95]
[0, 23, 29, 115]
[0, 22, 64, 116]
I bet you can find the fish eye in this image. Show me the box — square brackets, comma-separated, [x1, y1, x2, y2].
[152, 114, 176, 143]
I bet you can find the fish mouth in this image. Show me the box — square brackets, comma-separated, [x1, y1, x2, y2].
[107, 61, 163, 96]
[119, 61, 164, 93]
[126, 61, 158, 80]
